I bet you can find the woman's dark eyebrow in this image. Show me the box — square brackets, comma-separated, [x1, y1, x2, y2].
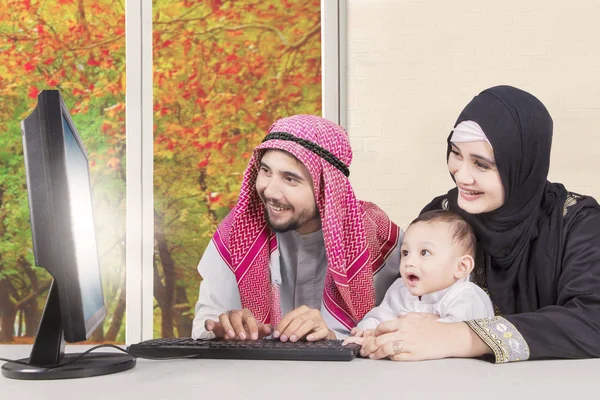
[470, 154, 496, 167]
[452, 143, 496, 167]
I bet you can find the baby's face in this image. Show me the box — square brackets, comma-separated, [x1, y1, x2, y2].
[399, 221, 461, 297]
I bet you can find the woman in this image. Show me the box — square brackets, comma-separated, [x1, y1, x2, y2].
[360, 85, 600, 363]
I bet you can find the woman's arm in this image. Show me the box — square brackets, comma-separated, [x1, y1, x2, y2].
[500, 207, 600, 360]
[359, 314, 493, 361]
[465, 207, 600, 362]
[447, 322, 493, 358]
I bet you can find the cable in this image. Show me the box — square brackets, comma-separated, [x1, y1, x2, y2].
[1, 344, 202, 370]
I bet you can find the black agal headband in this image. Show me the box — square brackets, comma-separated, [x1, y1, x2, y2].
[262, 131, 350, 177]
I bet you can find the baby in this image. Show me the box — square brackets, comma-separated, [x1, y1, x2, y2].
[345, 210, 494, 344]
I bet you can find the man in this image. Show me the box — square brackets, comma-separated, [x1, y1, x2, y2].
[191, 114, 401, 341]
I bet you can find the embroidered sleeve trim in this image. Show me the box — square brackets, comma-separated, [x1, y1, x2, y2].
[563, 192, 582, 217]
[466, 316, 530, 363]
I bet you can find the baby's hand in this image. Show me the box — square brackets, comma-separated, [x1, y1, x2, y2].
[350, 327, 365, 337]
[342, 336, 365, 346]
[343, 328, 376, 346]
[362, 329, 375, 338]
[349, 327, 375, 337]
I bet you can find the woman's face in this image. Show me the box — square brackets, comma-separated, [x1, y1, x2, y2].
[447, 141, 505, 214]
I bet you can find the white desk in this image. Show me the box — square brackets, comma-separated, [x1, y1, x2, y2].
[1, 344, 596, 399]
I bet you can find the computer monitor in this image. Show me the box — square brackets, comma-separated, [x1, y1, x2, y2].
[1, 90, 135, 380]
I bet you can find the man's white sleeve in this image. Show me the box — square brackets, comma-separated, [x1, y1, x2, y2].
[191, 240, 241, 339]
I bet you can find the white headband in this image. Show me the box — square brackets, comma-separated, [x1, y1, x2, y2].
[450, 120, 492, 148]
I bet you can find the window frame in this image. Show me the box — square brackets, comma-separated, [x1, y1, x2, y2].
[124, 0, 346, 343]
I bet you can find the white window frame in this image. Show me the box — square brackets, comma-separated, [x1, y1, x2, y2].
[125, 0, 346, 343]
[125, 0, 153, 344]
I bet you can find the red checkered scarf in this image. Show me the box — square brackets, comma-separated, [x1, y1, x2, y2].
[212, 115, 399, 329]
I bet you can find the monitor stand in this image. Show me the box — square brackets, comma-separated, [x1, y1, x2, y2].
[1, 280, 136, 380]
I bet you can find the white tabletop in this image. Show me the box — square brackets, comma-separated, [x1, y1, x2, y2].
[0, 344, 596, 399]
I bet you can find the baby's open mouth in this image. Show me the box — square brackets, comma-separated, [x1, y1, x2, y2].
[406, 273, 420, 283]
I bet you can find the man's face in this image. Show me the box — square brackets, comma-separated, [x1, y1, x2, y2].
[399, 221, 462, 297]
[255, 150, 321, 234]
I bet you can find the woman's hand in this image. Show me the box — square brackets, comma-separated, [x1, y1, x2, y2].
[359, 312, 474, 361]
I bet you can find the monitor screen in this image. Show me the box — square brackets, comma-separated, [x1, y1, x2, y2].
[62, 116, 105, 323]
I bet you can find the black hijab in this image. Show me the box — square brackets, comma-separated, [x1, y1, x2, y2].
[424, 85, 572, 314]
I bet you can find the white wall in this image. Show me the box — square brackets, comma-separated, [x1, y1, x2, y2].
[346, 0, 600, 229]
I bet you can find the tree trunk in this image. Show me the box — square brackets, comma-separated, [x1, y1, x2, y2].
[0, 279, 16, 342]
[105, 279, 126, 342]
[17, 309, 23, 337]
[77, 0, 90, 39]
[174, 285, 193, 337]
[90, 324, 105, 342]
[23, 300, 40, 337]
[14, 280, 51, 338]
[197, 169, 218, 224]
[21, 259, 42, 337]
[155, 226, 175, 338]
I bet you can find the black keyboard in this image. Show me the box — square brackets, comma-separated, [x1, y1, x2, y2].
[127, 338, 361, 362]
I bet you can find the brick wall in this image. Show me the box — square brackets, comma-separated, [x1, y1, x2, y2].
[346, 0, 600, 229]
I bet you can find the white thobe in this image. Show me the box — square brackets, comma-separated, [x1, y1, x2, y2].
[357, 277, 495, 330]
[192, 229, 402, 339]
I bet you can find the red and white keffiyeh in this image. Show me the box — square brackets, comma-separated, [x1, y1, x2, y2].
[213, 115, 399, 329]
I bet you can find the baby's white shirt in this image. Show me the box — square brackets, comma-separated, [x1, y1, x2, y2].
[357, 277, 495, 330]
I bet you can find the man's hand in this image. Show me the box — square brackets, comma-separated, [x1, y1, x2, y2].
[273, 305, 335, 342]
[205, 309, 272, 340]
